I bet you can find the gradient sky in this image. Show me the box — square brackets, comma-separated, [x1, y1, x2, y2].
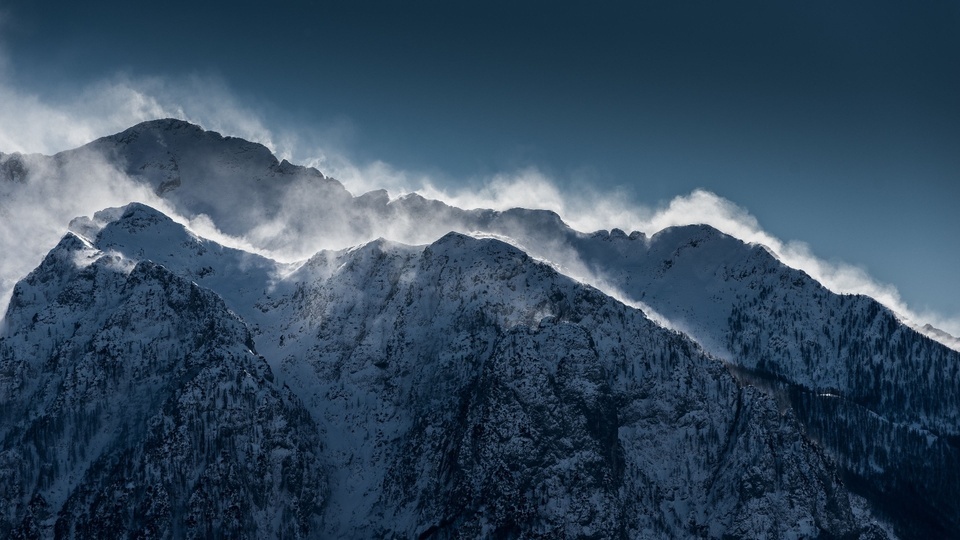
[1, 1, 958, 323]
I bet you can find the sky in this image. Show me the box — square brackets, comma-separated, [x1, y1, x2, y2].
[0, 1, 958, 331]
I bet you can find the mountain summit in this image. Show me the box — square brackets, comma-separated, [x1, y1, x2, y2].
[2, 120, 957, 538]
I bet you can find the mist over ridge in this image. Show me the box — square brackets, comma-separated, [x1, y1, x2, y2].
[2, 116, 957, 345]
[3, 4, 958, 535]
[4, 191, 957, 538]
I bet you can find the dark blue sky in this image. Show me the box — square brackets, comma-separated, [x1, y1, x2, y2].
[2, 0, 958, 321]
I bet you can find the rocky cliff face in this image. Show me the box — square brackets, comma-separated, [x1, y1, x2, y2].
[567, 224, 960, 539]
[1, 203, 892, 538]
[3, 119, 955, 537]
[0, 230, 325, 538]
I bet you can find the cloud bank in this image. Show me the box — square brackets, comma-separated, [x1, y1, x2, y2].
[325, 163, 960, 339]
[1, 71, 957, 341]
[0, 74, 286, 158]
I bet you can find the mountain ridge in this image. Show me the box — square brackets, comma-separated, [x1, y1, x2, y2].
[2, 119, 958, 537]
[1, 119, 956, 344]
[2, 202, 893, 537]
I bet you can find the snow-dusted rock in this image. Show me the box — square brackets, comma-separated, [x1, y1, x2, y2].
[568, 224, 960, 538]
[0, 203, 893, 538]
[0, 229, 325, 538]
[4, 119, 955, 537]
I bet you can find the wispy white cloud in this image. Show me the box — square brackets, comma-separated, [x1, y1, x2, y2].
[301, 153, 960, 338]
[417, 176, 960, 339]
[0, 78, 169, 155]
[0, 73, 289, 157]
[1, 68, 957, 342]
[0, 67, 290, 315]
[0, 145, 268, 318]
[0, 152, 159, 310]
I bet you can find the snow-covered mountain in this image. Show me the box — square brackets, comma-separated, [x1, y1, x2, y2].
[569, 225, 960, 538]
[1, 119, 956, 538]
[2, 203, 889, 538]
[0, 228, 325, 538]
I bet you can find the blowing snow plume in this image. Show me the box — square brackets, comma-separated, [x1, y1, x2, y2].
[0, 74, 956, 345]
[0, 70, 307, 317]
[634, 190, 960, 342]
[0, 150, 156, 314]
[322, 157, 960, 341]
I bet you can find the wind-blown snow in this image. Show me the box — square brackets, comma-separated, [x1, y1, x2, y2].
[2, 117, 956, 342]
[1, 202, 901, 537]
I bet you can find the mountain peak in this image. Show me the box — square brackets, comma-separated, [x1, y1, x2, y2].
[430, 230, 522, 255]
[101, 118, 209, 146]
[91, 202, 200, 256]
[650, 222, 729, 243]
[132, 117, 203, 132]
[104, 201, 172, 223]
[82, 202, 181, 236]
[589, 228, 647, 242]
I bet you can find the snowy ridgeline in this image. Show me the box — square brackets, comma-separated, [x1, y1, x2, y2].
[0, 202, 900, 538]
[0, 119, 957, 538]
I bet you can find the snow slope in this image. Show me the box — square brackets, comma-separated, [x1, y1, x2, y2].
[567, 224, 960, 538]
[0, 229, 324, 538]
[1, 203, 892, 538]
[3, 119, 956, 537]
